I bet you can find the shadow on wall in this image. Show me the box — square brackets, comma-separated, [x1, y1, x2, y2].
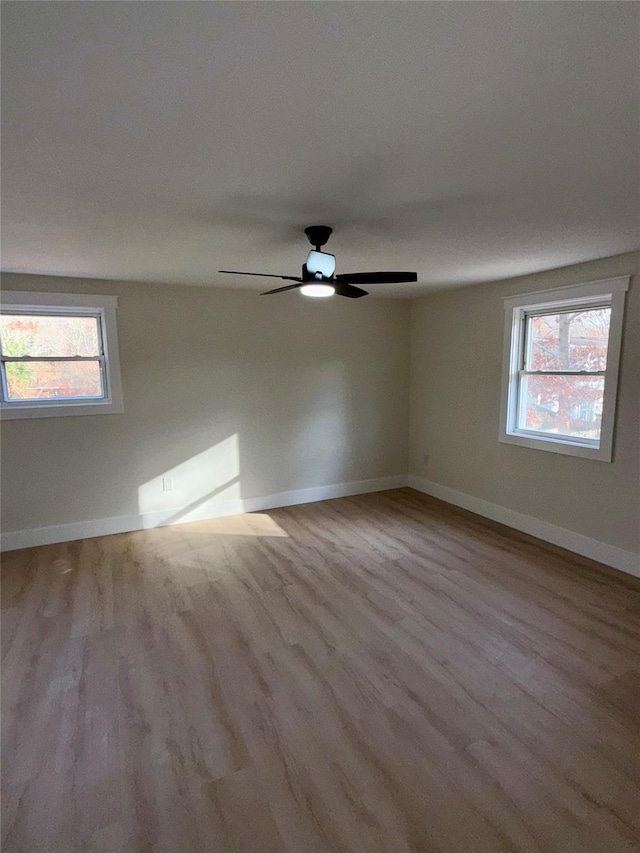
[136, 433, 290, 537]
[138, 434, 241, 526]
[135, 360, 352, 534]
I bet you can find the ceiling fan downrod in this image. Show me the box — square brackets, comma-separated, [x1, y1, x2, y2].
[304, 225, 333, 251]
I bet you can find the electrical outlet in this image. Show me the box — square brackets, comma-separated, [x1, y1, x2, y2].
[162, 477, 174, 492]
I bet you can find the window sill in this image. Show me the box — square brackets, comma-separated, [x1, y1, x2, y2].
[1, 399, 124, 420]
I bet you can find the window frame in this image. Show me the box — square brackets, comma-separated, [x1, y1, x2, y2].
[0, 291, 124, 419]
[499, 277, 629, 462]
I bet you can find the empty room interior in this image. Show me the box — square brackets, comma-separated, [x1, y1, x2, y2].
[1, 3, 639, 851]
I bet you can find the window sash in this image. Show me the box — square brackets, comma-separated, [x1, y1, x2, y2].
[513, 309, 609, 444]
[523, 300, 610, 319]
[519, 369, 606, 376]
[0, 357, 108, 404]
[512, 425, 600, 447]
[0, 309, 110, 405]
[1, 355, 105, 363]
[513, 377, 603, 446]
[521, 302, 610, 375]
[0, 309, 105, 358]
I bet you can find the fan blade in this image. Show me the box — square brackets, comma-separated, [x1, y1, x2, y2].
[219, 270, 303, 282]
[335, 271, 418, 285]
[334, 282, 368, 299]
[260, 283, 304, 296]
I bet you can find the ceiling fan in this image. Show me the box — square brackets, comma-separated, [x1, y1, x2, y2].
[219, 225, 418, 298]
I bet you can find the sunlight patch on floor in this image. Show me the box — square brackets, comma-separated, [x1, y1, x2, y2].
[170, 512, 289, 538]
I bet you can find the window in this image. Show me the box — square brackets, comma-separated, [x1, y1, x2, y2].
[0, 292, 124, 419]
[499, 277, 629, 461]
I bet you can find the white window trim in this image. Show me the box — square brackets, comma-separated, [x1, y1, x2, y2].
[0, 291, 124, 419]
[499, 276, 629, 462]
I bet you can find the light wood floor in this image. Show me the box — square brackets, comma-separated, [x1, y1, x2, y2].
[2, 488, 640, 852]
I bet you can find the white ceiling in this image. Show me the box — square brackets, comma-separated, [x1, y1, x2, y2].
[2, 2, 638, 297]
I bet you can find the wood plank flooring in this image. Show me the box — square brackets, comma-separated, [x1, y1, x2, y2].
[2, 488, 640, 852]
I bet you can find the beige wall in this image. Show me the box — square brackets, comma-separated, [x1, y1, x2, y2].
[3, 254, 638, 559]
[409, 252, 639, 555]
[1, 273, 410, 533]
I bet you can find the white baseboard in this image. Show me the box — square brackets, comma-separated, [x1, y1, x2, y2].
[0, 474, 409, 552]
[4, 473, 637, 580]
[408, 475, 639, 579]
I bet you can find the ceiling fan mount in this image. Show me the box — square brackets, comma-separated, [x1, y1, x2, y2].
[219, 225, 417, 298]
[304, 225, 333, 251]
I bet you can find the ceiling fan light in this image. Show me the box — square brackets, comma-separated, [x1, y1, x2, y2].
[300, 283, 335, 298]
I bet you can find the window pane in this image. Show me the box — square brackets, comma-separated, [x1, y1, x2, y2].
[525, 307, 610, 371]
[0, 314, 101, 357]
[4, 360, 103, 400]
[519, 374, 604, 440]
